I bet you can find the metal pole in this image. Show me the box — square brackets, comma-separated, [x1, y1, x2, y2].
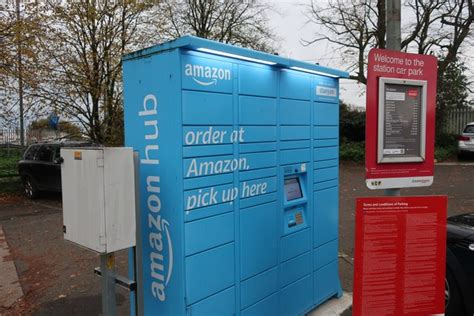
[133, 152, 143, 316]
[385, 0, 401, 196]
[100, 253, 117, 316]
[384, 188, 401, 196]
[16, 0, 24, 147]
[386, 0, 401, 51]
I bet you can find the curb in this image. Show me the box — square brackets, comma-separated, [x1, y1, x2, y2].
[0, 224, 23, 309]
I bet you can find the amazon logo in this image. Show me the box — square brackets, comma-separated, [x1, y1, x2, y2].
[184, 63, 231, 86]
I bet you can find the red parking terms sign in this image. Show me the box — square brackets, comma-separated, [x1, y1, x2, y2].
[353, 196, 447, 316]
[366, 49, 438, 189]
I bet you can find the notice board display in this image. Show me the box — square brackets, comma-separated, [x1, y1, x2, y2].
[353, 196, 447, 316]
[366, 49, 437, 189]
[378, 78, 427, 163]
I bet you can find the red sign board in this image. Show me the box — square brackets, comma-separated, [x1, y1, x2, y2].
[353, 196, 447, 316]
[366, 49, 437, 189]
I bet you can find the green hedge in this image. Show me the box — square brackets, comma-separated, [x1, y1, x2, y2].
[0, 147, 22, 177]
[434, 133, 458, 161]
[339, 141, 457, 162]
[339, 142, 365, 162]
[434, 145, 457, 161]
[340, 103, 365, 143]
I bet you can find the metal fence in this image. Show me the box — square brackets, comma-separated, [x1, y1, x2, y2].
[0, 129, 42, 145]
[444, 108, 474, 134]
[0, 129, 20, 145]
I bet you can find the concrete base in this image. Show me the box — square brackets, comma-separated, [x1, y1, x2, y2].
[307, 292, 352, 316]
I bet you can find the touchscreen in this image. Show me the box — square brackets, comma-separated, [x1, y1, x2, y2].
[285, 178, 302, 201]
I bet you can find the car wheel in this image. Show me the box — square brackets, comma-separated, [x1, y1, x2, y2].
[23, 176, 39, 199]
[445, 268, 464, 315]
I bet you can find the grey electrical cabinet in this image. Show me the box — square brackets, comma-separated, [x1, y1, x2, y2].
[61, 147, 136, 253]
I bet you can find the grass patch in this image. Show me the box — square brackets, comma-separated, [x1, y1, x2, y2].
[340, 142, 365, 162]
[0, 176, 22, 194]
[0, 148, 23, 195]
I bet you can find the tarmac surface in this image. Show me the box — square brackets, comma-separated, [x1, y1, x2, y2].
[0, 162, 472, 315]
[0, 193, 129, 315]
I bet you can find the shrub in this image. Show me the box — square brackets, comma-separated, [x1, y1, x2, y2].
[0, 147, 22, 177]
[435, 144, 457, 161]
[435, 133, 458, 148]
[434, 133, 458, 161]
[340, 102, 365, 143]
[339, 142, 365, 162]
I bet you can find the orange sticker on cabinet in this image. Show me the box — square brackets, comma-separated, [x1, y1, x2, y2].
[74, 151, 82, 160]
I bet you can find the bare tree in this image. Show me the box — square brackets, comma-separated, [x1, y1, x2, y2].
[306, 0, 473, 135]
[0, 5, 15, 82]
[0, 4, 19, 127]
[157, 0, 278, 52]
[2, 1, 276, 142]
[0, 1, 44, 130]
[436, 0, 473, 75]
[403, 0, 474, 132]
[402, 0, 445, 54]
[31, 0, 161, 145]
[303, 0, 383, 84]
[306, 0, 473, 84]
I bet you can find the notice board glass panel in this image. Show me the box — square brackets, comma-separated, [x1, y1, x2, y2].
[377, 78, 427, 163]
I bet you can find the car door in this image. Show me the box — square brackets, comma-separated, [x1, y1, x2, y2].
[50, 145, 62, 190]
[19, 145, 40, 177]
[463, 125, 474, 145]
[33, 145, 56, 190]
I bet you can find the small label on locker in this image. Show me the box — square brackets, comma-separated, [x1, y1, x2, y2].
[295, 212, 303, 225]
[301, 163, 306, 172]
[316, 86, 337, 97]
[74, 151, 82, 160]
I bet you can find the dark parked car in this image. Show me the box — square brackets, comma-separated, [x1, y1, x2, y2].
[446, 213, 474, 315]
[18, 141, 93, 198]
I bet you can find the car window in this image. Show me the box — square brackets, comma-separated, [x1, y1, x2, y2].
[463, 125, 474, 133]
[52, 146, 60, 161]
[35, 145, 54, 162]
[23, 145, 40, 160]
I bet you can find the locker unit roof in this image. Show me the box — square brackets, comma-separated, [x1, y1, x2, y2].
[123, 35, 349, 79]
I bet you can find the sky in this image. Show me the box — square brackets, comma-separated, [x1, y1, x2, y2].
[265, 0, 474, 109]
[265, 0, 367, 107]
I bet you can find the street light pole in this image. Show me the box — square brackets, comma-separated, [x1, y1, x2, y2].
[16, 0, 24, 147]
[386, 0, 401, 51]
[385, 0, 401, 196]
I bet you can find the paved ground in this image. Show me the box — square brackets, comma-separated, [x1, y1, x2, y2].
[0, 193, 129, 316]
[339, 162, 474, 259]
[0, 224, 23, 309]
[0, 162, 472, 315]
[308, 292, 352, 316]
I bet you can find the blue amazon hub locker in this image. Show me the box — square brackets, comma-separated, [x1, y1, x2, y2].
[123, 36, 349, 316]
